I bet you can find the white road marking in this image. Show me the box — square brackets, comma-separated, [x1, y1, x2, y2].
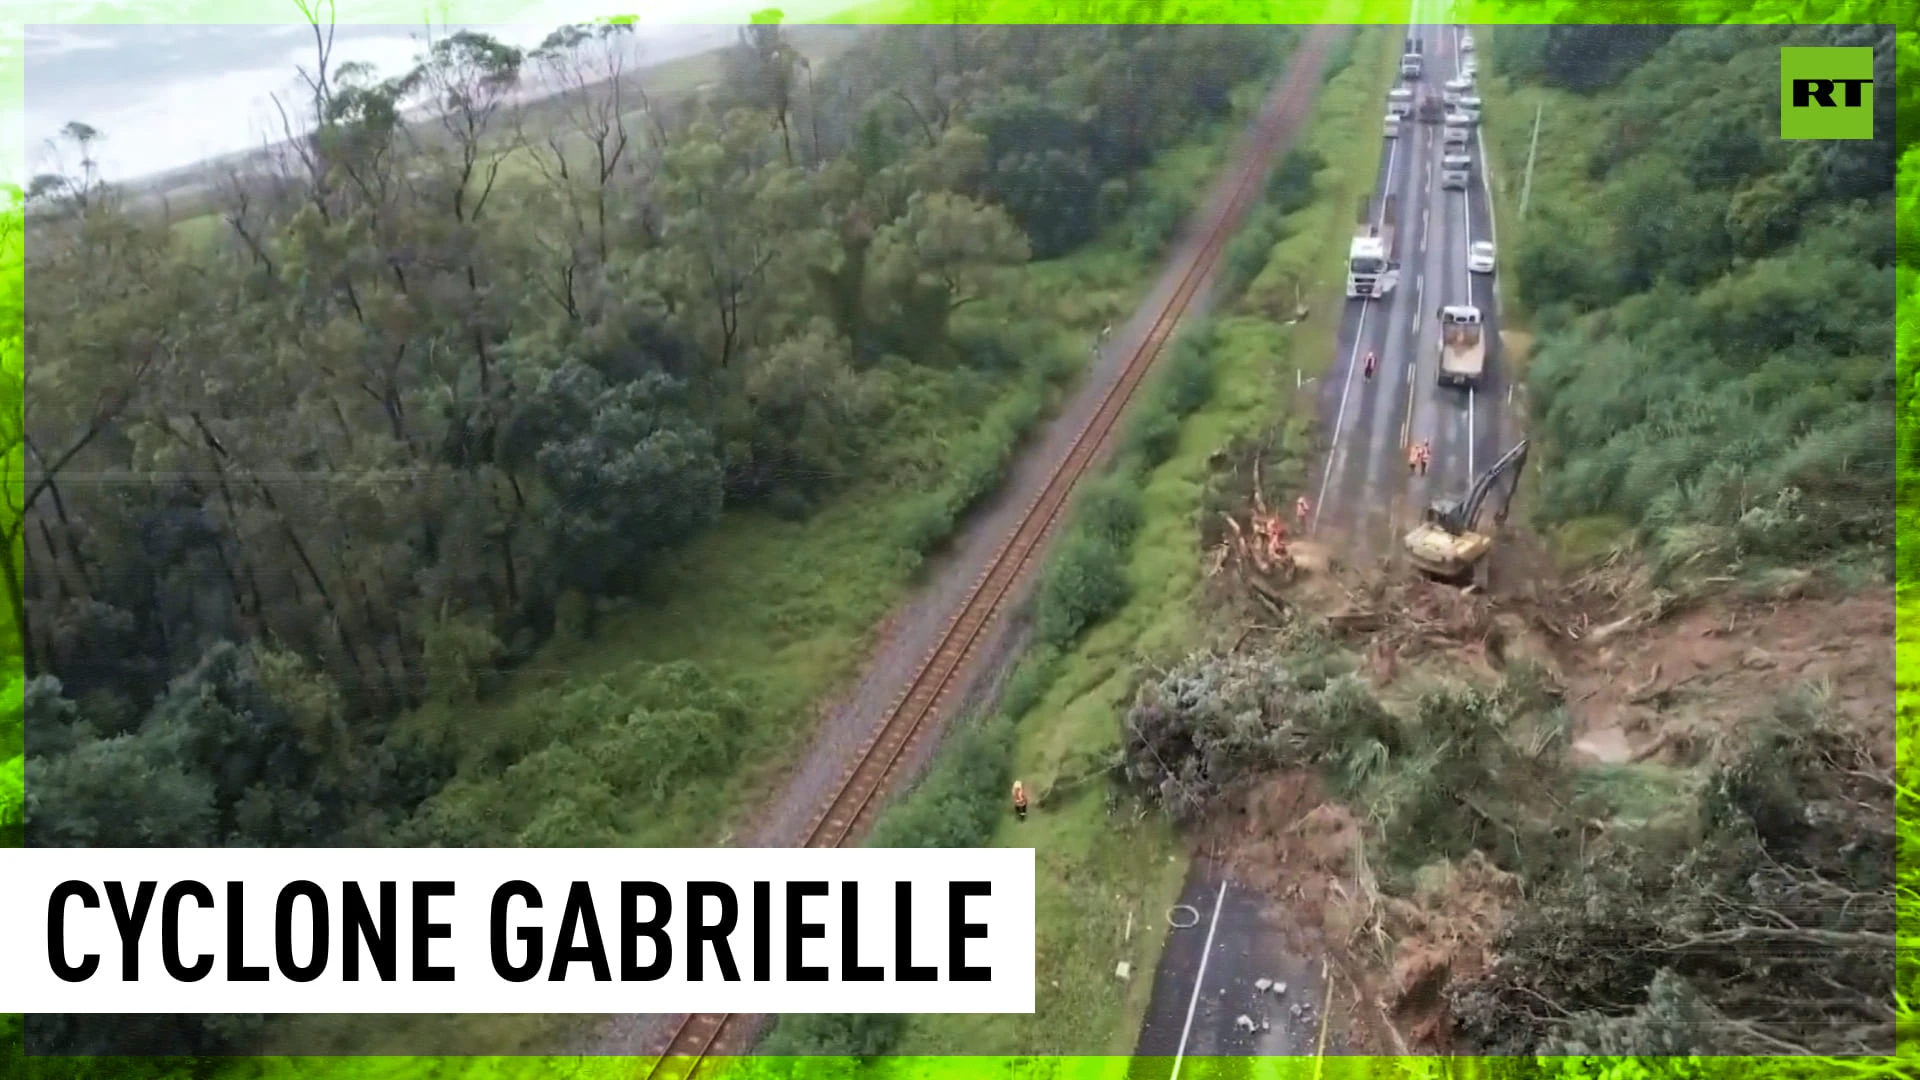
[1313, 109, 1407, 534]
[1313, 301, 1374, 534]
[1401, 365, 1416, 449]
[1168, 879, 1230, 1080]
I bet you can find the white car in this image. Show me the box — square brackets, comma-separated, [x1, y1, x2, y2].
[1468, 240, 1496, 274]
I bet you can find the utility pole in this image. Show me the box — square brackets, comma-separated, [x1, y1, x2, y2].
[1519, 102, 1543, 219]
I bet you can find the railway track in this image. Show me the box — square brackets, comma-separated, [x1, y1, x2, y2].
[640, 28, 1337, 1080]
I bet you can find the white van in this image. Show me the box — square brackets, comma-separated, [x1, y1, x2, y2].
[1385, 114, 1402, 138]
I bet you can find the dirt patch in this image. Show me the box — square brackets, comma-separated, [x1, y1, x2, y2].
[1547, 588, 1895, 771]
[1204, 773, 1399, 1055]
[1211, 773, 1371, 952]
[1205, 771, 1528, 1056]
[1376, 852, 1523, 1050]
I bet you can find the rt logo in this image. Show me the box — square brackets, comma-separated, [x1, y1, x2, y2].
[1780, 47, 1874, 140]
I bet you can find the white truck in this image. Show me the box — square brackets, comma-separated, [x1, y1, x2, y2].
[1437, 305, 1486, 388]
[1401, 52, 1424, 79]
[1385, 113, 1402, 138]
[1388, 87, 1414, 117]
[1346, 193, 1399, 299]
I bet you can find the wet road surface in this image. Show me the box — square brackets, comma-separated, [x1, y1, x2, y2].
[1311, 15, 1509, 563]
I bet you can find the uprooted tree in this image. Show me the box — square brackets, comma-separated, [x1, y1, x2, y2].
[1449, 691, 1896, 1056]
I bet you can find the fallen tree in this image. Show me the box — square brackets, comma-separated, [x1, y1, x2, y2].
[1449, 692, 1897, 1056]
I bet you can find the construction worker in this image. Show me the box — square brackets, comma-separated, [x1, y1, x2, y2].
[1363, 350, 1377, 380]
[1012, 780, 1029, 822]
[1417, 441, 1432, 476]
[1408, 441, 1422, 475]
[1296, 495, 1312, 525]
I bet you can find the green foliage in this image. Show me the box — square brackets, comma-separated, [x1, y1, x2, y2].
[1119, 324, 1219, 472]
[1032, 530, 1133, 651]
[395, 659, 752, 848]
[759, 1013, 906, 1058]
[1, 675, 23, 848]
[959, 27, 1288, 257]
[1490, 25, 1679, 92]
[1504, 26, 1897, 578]
[1213, 147, 1322, 305]
[1128, 189, 1192, 260]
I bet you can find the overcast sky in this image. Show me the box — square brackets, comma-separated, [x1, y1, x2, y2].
[6, 1, 846, 186]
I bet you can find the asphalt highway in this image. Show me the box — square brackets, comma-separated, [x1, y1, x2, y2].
[1311, 12, 1509, 563]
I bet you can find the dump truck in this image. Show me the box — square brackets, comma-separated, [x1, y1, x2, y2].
[1402, 440, 1529, 584]
[1437, 305, 1485, 387]
[1346, 193, 1399, 299]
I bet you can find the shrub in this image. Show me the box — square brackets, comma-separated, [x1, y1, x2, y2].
[1032, 532, 1131, 650]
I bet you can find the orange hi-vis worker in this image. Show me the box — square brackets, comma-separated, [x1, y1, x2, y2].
[1012, 780, 1029, 821]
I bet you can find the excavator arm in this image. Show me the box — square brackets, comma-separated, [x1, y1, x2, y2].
[1430, 439, 1529, 535]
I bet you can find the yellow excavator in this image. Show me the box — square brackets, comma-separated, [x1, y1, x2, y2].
[1402, 439, 1529, 585]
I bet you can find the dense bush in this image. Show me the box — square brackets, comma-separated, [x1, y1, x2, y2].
[1510, 25, 1896, 577]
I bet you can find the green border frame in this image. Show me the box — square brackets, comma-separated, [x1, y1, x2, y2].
[0, 1, 1909, 1078]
